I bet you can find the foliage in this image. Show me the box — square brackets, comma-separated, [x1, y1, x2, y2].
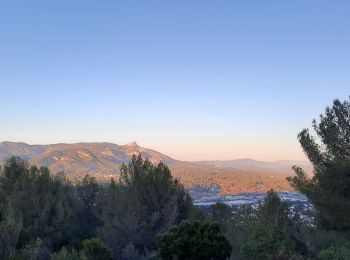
[98, 155, 193, 258]
[0, 206, 22, 259]
[242, 191, 307, 259]
[207, 202, 253, 259]
[81, 238, 112, 260]
[12, 238, 51, 260]
[121, 243, 147, 260]
[287, 98, 350, 230]
[157, 220, 232, 260]
[51, 247, 86, 260]
[318, 242, 350, 260]
[51, 239, 112, 260]
[0, 156, 75, 250]
[208, 201, 234, 229]
[67, 175, 102, 243]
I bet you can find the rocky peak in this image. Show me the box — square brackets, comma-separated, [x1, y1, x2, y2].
[125, 141, 139, 147]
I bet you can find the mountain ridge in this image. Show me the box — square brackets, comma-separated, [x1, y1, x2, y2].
[0, 141, 310, 193]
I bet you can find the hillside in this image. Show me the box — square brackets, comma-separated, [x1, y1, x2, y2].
[196, 159, 312, 174]
[0, 141, 311, 193]
[0, 141, 175, 181]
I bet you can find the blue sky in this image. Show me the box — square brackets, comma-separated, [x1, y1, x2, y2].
[0, 1, 349, 161]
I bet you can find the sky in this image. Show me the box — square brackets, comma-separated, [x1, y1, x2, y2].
[0, 1, 349, 161]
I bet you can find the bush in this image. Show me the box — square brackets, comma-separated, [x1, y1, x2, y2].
[318, 243, 350, 260]
[157, 220, 232, 260]
[52, 247, 86, 260]
[81, 238, 112, 260]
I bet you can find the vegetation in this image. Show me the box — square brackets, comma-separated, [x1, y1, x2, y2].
[97, 155, 193, 258]
[287, 97, 350, 257]
[0, 155, 197, 259]
[205, 191, 307, 259]
[157, 220, 232, 260]
[287, 98, 350, 230]
[241, 191, 306, 259]
[0, 157, 74, 252]
[0, 97, 350, 259]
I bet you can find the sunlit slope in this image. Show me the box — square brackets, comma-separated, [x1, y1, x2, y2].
[0, 141, 311, 193]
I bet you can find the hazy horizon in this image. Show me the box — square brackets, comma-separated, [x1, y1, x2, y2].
[1, 1, 350, 161]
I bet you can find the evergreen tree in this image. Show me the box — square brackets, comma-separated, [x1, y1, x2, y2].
[287, 98, 350, 230]
[0, 157, 75, 251]
[318, 242, 350, 260]
[81, 238, 112, 260]
[98, 155, 193, 258]
[51, 247, 86, 260]
[208, 202, 234, 230]
[157, 220, 232, 260]
[207, 202, 248, 259]
[243, 191, 307, 259]
[0, 206, 22, 259]
[68, 175, 101, 243]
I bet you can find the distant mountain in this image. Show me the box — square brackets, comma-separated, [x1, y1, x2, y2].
[0, 141, 312, 193]
[196, 159, 312, 174]
[0, 141, 175, 180]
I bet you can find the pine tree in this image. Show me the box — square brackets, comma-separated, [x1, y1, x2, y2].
[288, 98, 350, 230]
[98, 155, 193, 258]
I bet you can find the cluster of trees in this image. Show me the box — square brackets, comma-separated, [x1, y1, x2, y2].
[0, 97, 350, 259]
[0, 156, 196, 259]
[286, 97, 350, 258]
[200, 97, 350, 259]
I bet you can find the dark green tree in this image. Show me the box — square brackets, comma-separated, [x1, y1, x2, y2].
[12, 238, 52, 260]
[98, 155, 193, 258]
[303, 229, 350, 258]
[51, 247, 86, 260]
[287, 98, 350, 230]
[318, 242, 350, 260]
[0, 206, 22, 259]
[0, 157, 75, 251]
[81, 238, 112, 260]
[157, 220, 232, 260]
[207, 202, 261, 260]
[207, 202, 241, 259]
[68, 175, 101, 243]
[208, 202, 234, 230]
[243, 191, 306, 259]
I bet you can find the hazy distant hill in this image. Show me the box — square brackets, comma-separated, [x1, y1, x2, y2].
[196, 159, 312, 174]
[0, 141, 311, 193]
